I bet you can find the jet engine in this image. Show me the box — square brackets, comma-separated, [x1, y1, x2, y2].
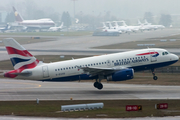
[107, 68, 134, 81]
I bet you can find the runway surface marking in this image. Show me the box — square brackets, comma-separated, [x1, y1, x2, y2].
[0, 81, 41, 92]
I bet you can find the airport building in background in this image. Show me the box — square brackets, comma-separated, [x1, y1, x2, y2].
[0, 11, 8, 23]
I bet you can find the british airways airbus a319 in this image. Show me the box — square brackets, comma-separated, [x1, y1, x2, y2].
[2, 38, 179, 90]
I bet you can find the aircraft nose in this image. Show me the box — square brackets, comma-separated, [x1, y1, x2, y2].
[173, 54, 179, 61]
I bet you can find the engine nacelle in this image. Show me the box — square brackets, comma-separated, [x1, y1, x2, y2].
[107, 68, 134, 81]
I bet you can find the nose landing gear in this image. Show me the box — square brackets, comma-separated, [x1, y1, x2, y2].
[151, 68, 158, 80]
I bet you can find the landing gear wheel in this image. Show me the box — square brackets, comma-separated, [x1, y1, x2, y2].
[151, 68, 158, 81]
[97, 83, 103, 90]
[94, 82, 99, 88]
[153, 76, 158, 80]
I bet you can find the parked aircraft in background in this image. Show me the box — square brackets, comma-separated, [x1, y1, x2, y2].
[12, 6, 55, 31]
[48, 22, 64, 32]
[138, 19, 165, 31]
[144, 19, 165, 30]
[111, 21, 131, 33]
[101, 22, 122, 34]
[120, 21, 141, 32]
[2, 38, 179, 90]
[0, 24, 11, 32]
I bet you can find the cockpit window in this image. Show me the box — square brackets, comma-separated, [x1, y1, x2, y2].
[162, 51, 169, 55]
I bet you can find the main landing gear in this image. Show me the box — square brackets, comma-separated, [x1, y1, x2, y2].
[151, 68, 158, 80]
[94, 78, 103, 90]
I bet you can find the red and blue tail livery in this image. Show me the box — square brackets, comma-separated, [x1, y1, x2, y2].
[3, 38, 39, 78]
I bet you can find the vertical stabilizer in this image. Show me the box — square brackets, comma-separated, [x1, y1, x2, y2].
[3, 38, 39, 70]
[12, 6, 23, 22]
[3, 38, 39, 78]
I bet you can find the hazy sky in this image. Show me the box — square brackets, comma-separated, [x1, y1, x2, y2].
[1, 0, 180, 19]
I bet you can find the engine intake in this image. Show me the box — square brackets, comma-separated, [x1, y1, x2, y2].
[107, 68, 134, 81]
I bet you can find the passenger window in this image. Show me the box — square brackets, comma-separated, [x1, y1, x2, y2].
[102, 62, 104, 64]
[63, 68, 65, 70]
[94, 63, 95, 65]
[55, 69, 57, 71]
[66, 68, 68, 70]
[72, 67, 73, 69]
[99, 63, 101, 65]
[61, 68, 62, 70]
[91, 64, 93, 66]
[96, 63, 98, 65]
[105, 62, 106, 64]
[69, 67, 71, 69]
[88, 64, 90, 66]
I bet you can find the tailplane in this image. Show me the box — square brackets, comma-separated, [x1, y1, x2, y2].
[3, 38, 39, 78]
[12, 6, 23, 22]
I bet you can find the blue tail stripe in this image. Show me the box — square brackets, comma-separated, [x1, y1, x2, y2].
[10, 58, 30, 66]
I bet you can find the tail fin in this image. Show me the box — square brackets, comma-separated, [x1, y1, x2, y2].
[3, 38, 39, 70]
[60, 22, 63, 28]
[12, 6, 23, 22]
[122, 21, 127, 27]
[3, 38, 39, 78]
[138, 19, 142, 25]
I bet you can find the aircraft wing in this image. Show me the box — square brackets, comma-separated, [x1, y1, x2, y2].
[80, 66, 128, 77]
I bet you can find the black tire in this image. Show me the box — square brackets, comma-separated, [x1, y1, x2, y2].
[94, 82, 99, 88]
[153, 76, 158, 80]
[97, 83, 103, 90]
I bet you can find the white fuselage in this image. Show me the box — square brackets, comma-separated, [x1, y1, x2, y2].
[17, 48, 179, 81]
[18, 19, 55, 29]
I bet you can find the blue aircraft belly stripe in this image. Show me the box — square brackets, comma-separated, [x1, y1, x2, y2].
[40, 60, 178, 82]
[10, 58, 30, 66]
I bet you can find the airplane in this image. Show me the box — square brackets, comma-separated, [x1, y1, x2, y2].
[48, 22, 64, 32]
[0, 24, 11, 33]
[120, 21, 141, 33]
[144, 19, 165, 30]
[12, 6, 55, 31]
[138, 19, 165, 31]
[113, 21, 132, 33]
[138, 20, 153, 31]
[101, 22, 122, 34]
[2, 38, 179, 90]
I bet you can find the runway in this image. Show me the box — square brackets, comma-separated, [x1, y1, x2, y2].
[1, 78, 180, 101]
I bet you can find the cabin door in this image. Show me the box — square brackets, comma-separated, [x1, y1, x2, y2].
[149, 50, 157, 62]
[42, 66, 49, 78]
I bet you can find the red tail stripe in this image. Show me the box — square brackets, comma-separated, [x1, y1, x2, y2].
[6, 47, 33, 57]
[4, 59, 39, 78]
[137, 52, 158, 56]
